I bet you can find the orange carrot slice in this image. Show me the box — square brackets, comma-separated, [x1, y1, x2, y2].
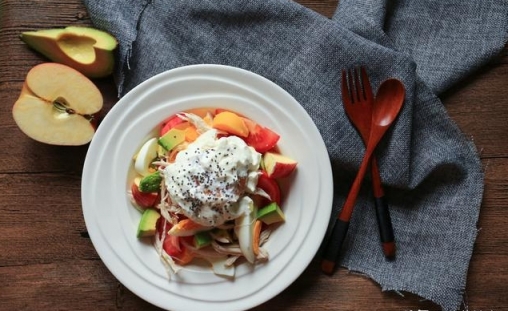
[185, 125, 199, 142]
[252, 220, 263, 256]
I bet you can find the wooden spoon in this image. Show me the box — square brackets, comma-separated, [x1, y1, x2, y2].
[322, 78, 405, 275]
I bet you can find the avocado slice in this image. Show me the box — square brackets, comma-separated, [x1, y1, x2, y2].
[257, 202, 285, 225]
[194, 231, 212, 248]
[158, 128, 185, 151]
[139, 171, 162, 193]
[137, 208, 161, 238]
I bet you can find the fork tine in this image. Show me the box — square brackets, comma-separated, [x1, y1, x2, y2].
[342, 67, 370, 106]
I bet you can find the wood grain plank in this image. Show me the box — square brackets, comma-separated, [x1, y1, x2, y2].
[444, 63, 508, 159]
[295, 0, 339, 17]
[0, 261, 119, 310]
[0, 173, 95, 266]
[466, 254, 508, 309]
[1, 0, 507, 311]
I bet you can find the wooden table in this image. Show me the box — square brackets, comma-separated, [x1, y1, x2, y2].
[1, 1, 507, 310]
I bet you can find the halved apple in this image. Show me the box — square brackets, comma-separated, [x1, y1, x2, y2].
[12, 63, 103, 146]
[263, 152, 297, 179]
[20, 26, 117, 78]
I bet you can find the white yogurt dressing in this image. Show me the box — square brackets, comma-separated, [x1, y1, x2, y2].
[163, 129, 261, 226]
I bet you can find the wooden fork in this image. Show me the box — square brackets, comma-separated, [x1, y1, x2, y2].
[321, 67, 396, 274]
[342, 67, 396, 260]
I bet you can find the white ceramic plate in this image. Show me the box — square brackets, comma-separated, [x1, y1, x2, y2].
[81, 64, 333, 311]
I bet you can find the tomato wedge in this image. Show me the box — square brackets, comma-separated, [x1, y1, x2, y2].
[243, 120, 280, 153]
[163, 235, 182, 256]
[172, 243, 195, 265]
[160, 114, 185, 136]
[156, 218, 181, 256]
[157, 218, 195, 265]
[131, 183, 159, 208]
[256, 171, 281, 206]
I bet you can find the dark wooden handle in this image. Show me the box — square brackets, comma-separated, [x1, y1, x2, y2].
[370, 157, 396, 259]
[374, 195, 396, 259]
[321, 219, 350, 275]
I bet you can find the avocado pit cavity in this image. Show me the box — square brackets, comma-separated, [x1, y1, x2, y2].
[57, 34, 97, 64]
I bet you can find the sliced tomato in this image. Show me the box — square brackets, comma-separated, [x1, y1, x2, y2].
[175, 235, 196, 265]
[163, 233, 195, 264]
[156, 217, 170, 238]
[131, 183, 159, 208]
[156, 218, 181, 256]
[157, 219, 194, 264]
[181, 235, 195, 246]
[256, 170, 281, 206]
[243, 120, 280, 153]
[160, 114, 185, 136]
[163, 235, 182, 256]
[172, 243, 194, 265]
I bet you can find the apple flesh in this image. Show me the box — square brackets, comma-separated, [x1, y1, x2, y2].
[12, 63, 103, 146]
[262, 152, 297, 179]
[20, 26, 117, 78]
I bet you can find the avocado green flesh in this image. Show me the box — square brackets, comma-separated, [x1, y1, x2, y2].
[20, 26, 117, 78]
[139, 171, 162, 192]
[194, 231, 212, 248]
[158, 128, 185, 151]
[137, 209, 161, 238]
[57, 34, 97, 64]
[257, 202, 285, 225]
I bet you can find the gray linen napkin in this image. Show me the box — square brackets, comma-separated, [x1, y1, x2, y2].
[83, 0, 508, 310]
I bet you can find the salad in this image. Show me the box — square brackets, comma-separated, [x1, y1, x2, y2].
[128, 108, 297, 278]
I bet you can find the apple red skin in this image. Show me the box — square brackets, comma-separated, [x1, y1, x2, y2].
[265, 159, 297, 179]
[264, 153, 297, 179]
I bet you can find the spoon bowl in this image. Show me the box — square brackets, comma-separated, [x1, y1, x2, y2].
[373, 79, 406, 127]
